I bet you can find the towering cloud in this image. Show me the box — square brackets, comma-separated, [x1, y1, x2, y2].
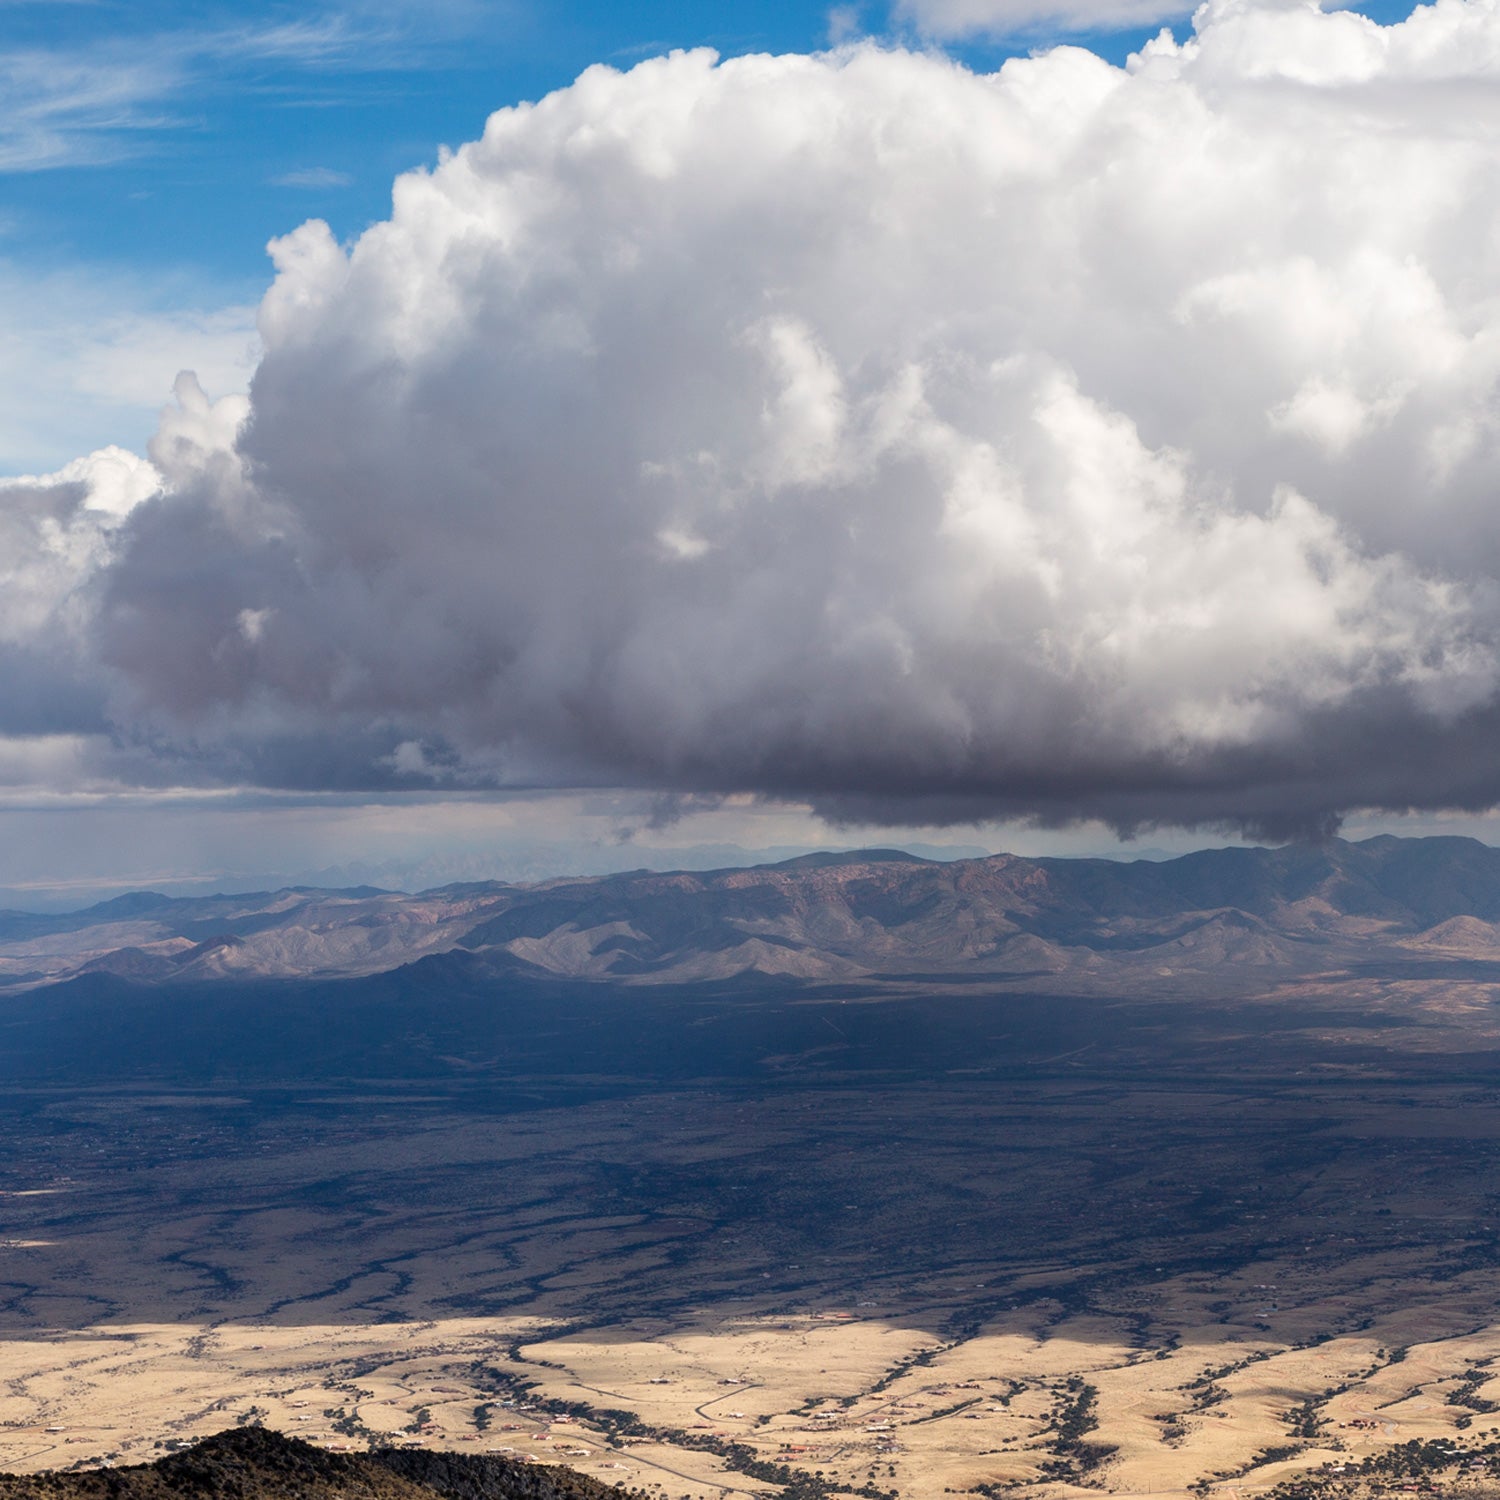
[11, 0, 1500, 834]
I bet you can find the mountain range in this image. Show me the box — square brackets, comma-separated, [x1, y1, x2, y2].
[6, 835, 1500, 995]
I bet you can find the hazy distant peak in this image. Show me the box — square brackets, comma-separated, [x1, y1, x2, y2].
[767, 849, 935, 870]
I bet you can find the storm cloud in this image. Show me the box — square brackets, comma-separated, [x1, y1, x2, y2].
[13, 0, 1500, 836]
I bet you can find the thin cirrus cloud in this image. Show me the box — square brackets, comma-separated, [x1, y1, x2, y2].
[11, 0, 1500, 840]
[270, 167, 354, 188]
[0, 47, 182, 172]
[891, 0, 1194, 38]
[0, 7, 448, 173]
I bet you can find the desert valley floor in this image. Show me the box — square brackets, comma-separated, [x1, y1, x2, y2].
[9, 1008, 1500, 1497]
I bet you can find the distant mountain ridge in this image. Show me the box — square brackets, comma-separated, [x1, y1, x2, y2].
[6, 836, 1500, 993]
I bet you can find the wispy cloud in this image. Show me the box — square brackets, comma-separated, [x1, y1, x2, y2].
[827, 6, 866, 44]
[891, 0, 1193, 38]
[0, 3, 486, 172]
[270, 166, 353, 188]
[209, 8, 465, 69]
[0, 48, 182, 171]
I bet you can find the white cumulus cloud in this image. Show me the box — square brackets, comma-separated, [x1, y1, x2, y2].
[11, 0, 1500, 836]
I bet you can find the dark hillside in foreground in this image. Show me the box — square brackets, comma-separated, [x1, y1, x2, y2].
[0, 1428, 630, 1500]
